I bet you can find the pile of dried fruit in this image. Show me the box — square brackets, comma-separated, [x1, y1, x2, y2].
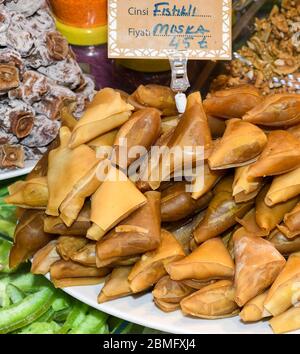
[0, 0, 94, 169]
[212, 0, 300, 94]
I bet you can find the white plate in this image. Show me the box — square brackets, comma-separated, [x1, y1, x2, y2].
[0, 160, 37, 181]
[52, 280, 300, 334]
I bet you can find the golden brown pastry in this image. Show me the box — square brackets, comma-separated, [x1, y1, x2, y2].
[96, 191, 161, 261]
[189, 237, 198, 252]
[56, 236, 88, 261]
[154, 299, 181, 312]
[50, 260, 108, 279]
[60, 105, 78, 131]
[69, 88, 133, 148]
[87, 129, 118, 149]
[161, 182, 213, 222]
[98, 267, 132, 303]
[128, 229, 185, 293]
[52, 278, 105, 288]
[46, 127, 98, 217]
[234, 235, 286, 307]
[87, 164, 147, 241]
[59, 165, 102, 227]
[277, 203, 300, 239]
[264, 252, 300, 316]
[180, 280, 239, 319]
[236, 209, 268, 237]
[152, 275, 194, 311]
[239, 291, 270, 322]
[230, 227, 250, 249]
[5, 177, 48, 209]
[222, 229, 233, 249]
[111, 108, 161, 169]
[31, 241, 61, 275]
[44, 202, 91, 236]
[70, 243, 97, 267]
[203, 85, 262, 119]
[193, 176, 253, 244]
[96, 255, 140, 268]
[207, 115, 226, 138]
[190, 162, 224, 200]
[265, 167, 300, 206]
[255, 184, 298, 235]
[166, 237, 234, 281]
[137, 127, 175, 192]
[208, 119, 267, 170]
[161, 116, 180, 134]
[148, 92, 212, 190]
[129, 84, 177, 116]
[269, 307, 300, 334]
[243, 94, 300, 127]
[232, 164, 263, 203]
[181, 279, 216, 290]
[287, 123, 300, 140]
[248, 131, 300, 177]
[171, 211, 206, 255]
[268, 228, 300, 256]
[115, 89, 129, 102]
[9, 210, 53, 269]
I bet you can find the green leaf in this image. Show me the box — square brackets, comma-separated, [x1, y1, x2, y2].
[0, 286, 56, 334]
[69, 309, 109, 334]
[6, 284, 25, 304]
[18, 321, 61, 334]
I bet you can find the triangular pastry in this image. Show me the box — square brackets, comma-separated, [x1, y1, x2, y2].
[166, 238, 234, 281]
[87, 164, 147, 241]
[243, 94, 300, 127]
[5, 177, 48, 209]
[208, 119, 267, 170]
[248, 131, 300, 177]
[46, 127, 98, 216]
[239, 291, 271, 322]
[128, 229, 185, 293]
[193, 176, 253, 244]
[255, 184, 298, 235]
[96, 191, 161, 260]
[180, 280, 239, 319]
[264, 252, 300, 316]
[98, 267, 132, 303]
[69, 88, 133, 148]
[203, 85, 262, 119]
[232, 163, 263, 203]
[265, 167, 300, 206]
[234, 235, 286, 306]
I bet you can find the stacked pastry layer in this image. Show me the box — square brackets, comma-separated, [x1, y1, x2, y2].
[0, 0, 94, 169]
[6, 84, 300, 334]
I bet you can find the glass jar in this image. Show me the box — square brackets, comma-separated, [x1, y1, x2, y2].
[48, 0, 116, 89]
[49, 0, 107, 28]
[113, 59, 172, 93]
[48, 0, 200, 93]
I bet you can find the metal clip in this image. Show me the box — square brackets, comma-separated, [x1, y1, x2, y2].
[168, 51, 190, 93]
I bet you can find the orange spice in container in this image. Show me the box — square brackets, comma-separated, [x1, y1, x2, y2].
[48, 0, 107, 46]
[49, 0, 107, 28]
[48, 0, 114, 89]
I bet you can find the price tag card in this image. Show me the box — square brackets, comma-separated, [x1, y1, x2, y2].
[108, 0, 232, 60]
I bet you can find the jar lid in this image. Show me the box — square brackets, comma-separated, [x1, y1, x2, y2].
[116, 59, 170, 73]
[55, 18, 107, 46]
